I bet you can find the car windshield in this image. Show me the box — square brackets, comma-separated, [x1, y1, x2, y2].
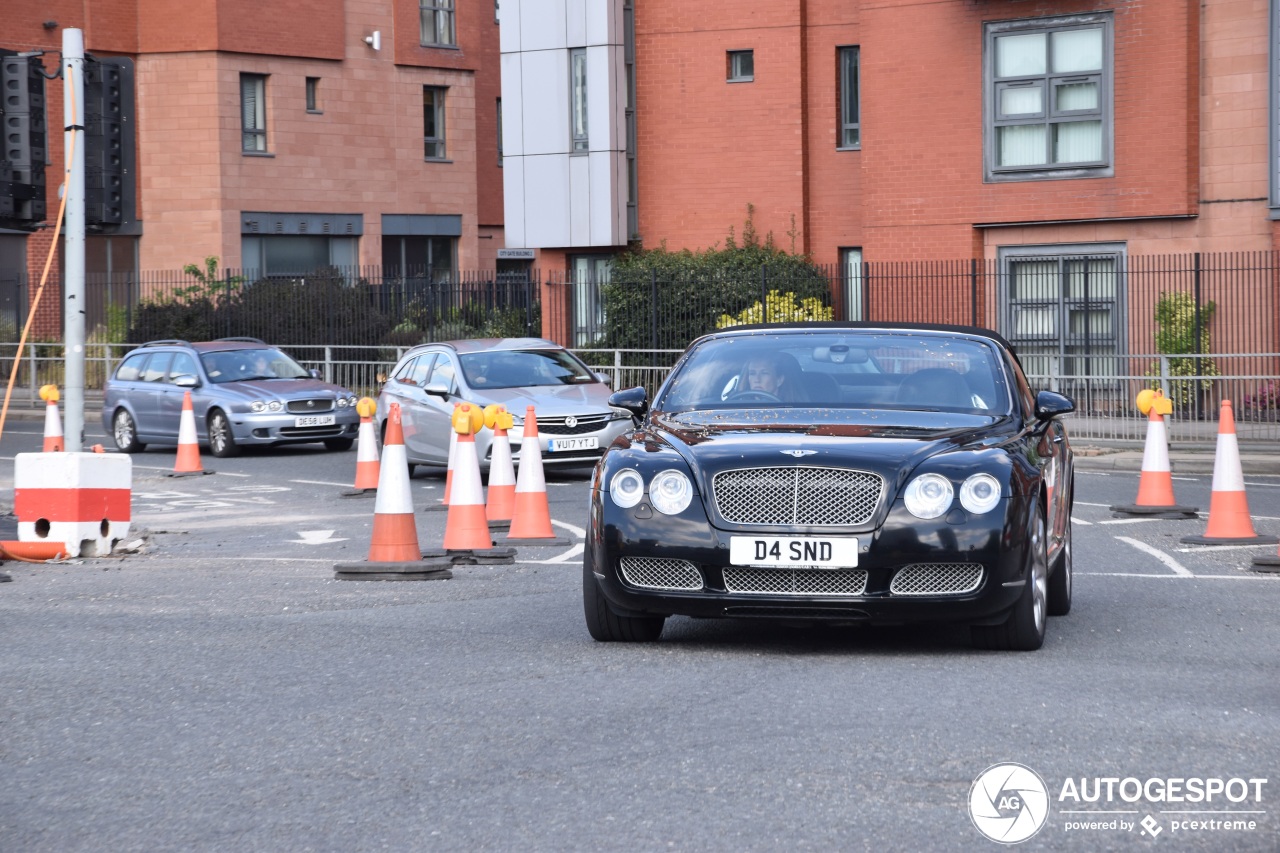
[459, 349, 597, 389]
[201, 348, 311, 384]
[657, 331, 1013, 416]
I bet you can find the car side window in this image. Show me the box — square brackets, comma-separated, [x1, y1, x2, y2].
[429, 355, 457, 392]
[142, 353, 173, 382]
[394, 356, 420, 383]
[115, 353, 149, 382]
[168, 353, 197, 382]
[409, 355, 435, 385]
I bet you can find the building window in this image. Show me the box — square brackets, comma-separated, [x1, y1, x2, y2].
[305, 77, 320, 113]
[985, 14, 1111, 181]
[424, 87, 447, 160]
[840, 248, 863, 320]
[420, 0, 456, 46]
[570, 48, 589, 152]
[570, 255, 612, 346]
[728, 51, 754, 82]
[838, 47, 860, 149]
[240, 74, 267, 153]
[241, 235, 358, 278]
[496, 98, 503, 166]
[382, 236, 456, 285]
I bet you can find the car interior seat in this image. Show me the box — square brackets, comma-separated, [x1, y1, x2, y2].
[897, 367, 974, 409]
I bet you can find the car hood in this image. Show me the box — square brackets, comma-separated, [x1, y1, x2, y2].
[210, 378, 353, 402]
[473, 383, 616, 415]
[647, 407, 1016, 486]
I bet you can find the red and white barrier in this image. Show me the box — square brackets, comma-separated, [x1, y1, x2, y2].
[13, 452, 132, 557]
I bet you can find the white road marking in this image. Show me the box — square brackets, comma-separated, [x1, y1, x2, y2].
[524, 543, 586, 564]
[1099, 517, 1166, 525]
[290, 479, 352, 488]
[1177, 543, 1280, 553]
[1076, 501, 1112, 507]
[551, 518, 586, 539]
[1116, 536, 1193, 576]
[1078, 572, 1279, 580]
[289, 529, 349, 544]
[1071, 517, 1092, 526]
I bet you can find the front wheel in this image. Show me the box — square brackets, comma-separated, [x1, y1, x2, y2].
[1048, 513, 1073, 617]
[971, 503, 1048, 651]
[208, 410, 241, 458]
[583, 552, 665, 642]
[112, 409, 145, 453]
[324, 438, 354, 451]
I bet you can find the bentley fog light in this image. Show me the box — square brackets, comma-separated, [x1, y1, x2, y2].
[610, 469, 645, 508]
[959, 474, 1002, 514]
[650, 469, 693, 515]
[904, 473, 954, 519]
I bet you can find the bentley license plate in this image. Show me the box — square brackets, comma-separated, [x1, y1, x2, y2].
[294, 415, 336, 428]
[547, 436, 598, 453]
[729, 536, 859, 568]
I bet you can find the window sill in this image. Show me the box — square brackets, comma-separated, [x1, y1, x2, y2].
[424, 158, 453, 164]
[306, 109, 323, 115]
[242, 151, 275, 158]
[986, 164, 1113, 183]
[836, 145, 861, 152]
[727, 77, 754, 84]
[420, 43, 460, 51]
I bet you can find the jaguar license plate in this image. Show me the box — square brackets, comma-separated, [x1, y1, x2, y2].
[729, 536, 859, 568]
[294, 415, 336, 428]
[547, 436, 598, 453]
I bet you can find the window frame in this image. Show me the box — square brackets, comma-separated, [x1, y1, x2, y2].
[728, 50, 754, 83]
[570, 48, 589, 153]
[419, 0, 457, 47]
[983, 13, 1113, 182]
[305, 77, 321, 113]
[838, 47, 860, 150]
[423, 86, 447, 161]
[240, 73, 268, 154]
[840, 248, 864, 320]
[496, 98, 504, 166]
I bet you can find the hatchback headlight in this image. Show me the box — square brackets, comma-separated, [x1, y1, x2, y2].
[650, 470, 693, 515]
[610, 469, 645, 508]
[959, 474, 1002, 514]
[904, 473, 954, 519]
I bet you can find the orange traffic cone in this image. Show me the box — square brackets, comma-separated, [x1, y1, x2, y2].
[1111, 391, 1198, 518]
[1182, 400, 1279, 546]
[40, 385, 63, 452]
[342, 400, 380, 497]
[485, 405, 516, 525]
[504, 406, 567, 544]
[443, 404, 493, 551]
[164, 391, 209, 477]
[334, 403, 452, 581]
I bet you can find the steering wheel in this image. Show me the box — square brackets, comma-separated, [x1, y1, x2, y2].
[726, 389, 782, 403]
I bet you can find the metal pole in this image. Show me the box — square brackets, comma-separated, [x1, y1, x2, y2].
[63, 30, 87, 452]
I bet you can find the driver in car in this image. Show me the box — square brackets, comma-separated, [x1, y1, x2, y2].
[746, 356, 787, 397]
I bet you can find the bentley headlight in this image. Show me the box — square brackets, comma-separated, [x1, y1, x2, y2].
[610, 468, 645, 508]
[904, 473, 954, 519]
[959, 473, 1002, 514]
[650, 469, 693, 515]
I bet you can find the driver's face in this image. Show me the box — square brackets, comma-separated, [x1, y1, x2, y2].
[747, 361, 781, 393]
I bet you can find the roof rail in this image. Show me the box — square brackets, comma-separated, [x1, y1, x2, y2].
[214, 337, 267, 344]
[139, 339, 191, 347]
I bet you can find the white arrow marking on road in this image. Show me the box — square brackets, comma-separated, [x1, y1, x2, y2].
[1116, 536, 1192, 576]
[289, 529, 349, 544]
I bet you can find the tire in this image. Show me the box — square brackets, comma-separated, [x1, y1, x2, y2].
[1048, 511, 1073, 617]
[324, 438, 354, 451]
[407, 464, 417, 478]
[582, 551, 665, 642]
[207, 409, 241, 458]
[112, 409, 145, 453]
[971, 503, 1048, 651]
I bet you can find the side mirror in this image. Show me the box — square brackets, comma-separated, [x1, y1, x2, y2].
[424, 380, 452, 399]
[594, 371, 612, 387]
[172, 374, 200, 388]
[609, 386, 649, 418]
[309, 368, 322, 380]
[1034, 390, 1075, 420]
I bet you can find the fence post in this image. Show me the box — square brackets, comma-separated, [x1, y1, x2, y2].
[1193, 252, 1203, 422]
[1159, 355, 1171, 399]
[27, 342, 36, 405]
[324, 346, 333, 383]
[761, 263, 768, 307]
[614, 348, 622, 388]
[970, 258, 979, 326]
[650, 268, 658, 354]
[862, 261, 871, 321]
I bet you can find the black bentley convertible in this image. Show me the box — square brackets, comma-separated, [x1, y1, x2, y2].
[583, 322, 1075, 650]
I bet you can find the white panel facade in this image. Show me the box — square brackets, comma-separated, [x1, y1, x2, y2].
[524, 155, 572, 248]
[501, 0, 627, 249]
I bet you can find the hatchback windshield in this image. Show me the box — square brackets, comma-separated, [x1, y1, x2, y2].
[459, 349, 597, 389]
[658, 332, 1012, 415]
[201, 348, 311, 383]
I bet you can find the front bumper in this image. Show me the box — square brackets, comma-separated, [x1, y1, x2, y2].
[588, 488, 1033, 626]
[229, 411, 360, 445]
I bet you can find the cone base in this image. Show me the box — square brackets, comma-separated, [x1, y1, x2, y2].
[334, 566, 453, 581]
[1109, 504, 1199, 519]
[1249, 556, 1280, 571]
[163, 470, 215, 478]
[1180, 533, 1280, 546]
[339, 488, 377, 498]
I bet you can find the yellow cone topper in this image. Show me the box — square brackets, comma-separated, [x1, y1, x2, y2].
[452, 402, 485, 435]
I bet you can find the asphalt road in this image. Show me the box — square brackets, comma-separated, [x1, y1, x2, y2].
[2, 423, 1279, 851]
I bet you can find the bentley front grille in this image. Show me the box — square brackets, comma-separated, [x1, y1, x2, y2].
[619, 557, 704, 591]
[286, 398, 335, 414]
[723, 568, 868, 597]
[713, 467, 883, 526]
[889, 563, 985, 595]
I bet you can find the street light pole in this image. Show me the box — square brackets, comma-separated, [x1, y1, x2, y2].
[62, 28, 86, 452]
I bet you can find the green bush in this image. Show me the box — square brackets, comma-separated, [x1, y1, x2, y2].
[1147, 291, 1219, 409]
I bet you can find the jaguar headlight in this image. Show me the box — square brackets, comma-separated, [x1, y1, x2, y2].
[904, 473, 954, 519]
[610, 469, 645, 509]
[267, 400, 283, 412]
[250, 401, 266, 413]
[650, 469, 693, 515]
[959, 473, 1002, 514]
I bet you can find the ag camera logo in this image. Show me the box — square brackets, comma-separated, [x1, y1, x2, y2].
[970, 763, 1050, 844]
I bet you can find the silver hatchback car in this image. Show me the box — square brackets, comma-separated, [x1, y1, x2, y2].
[376, 338, 634, 473]
[102, 338, 361, 457]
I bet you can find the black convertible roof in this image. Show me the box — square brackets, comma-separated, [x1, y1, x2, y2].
[704, 321, 1021, 364]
